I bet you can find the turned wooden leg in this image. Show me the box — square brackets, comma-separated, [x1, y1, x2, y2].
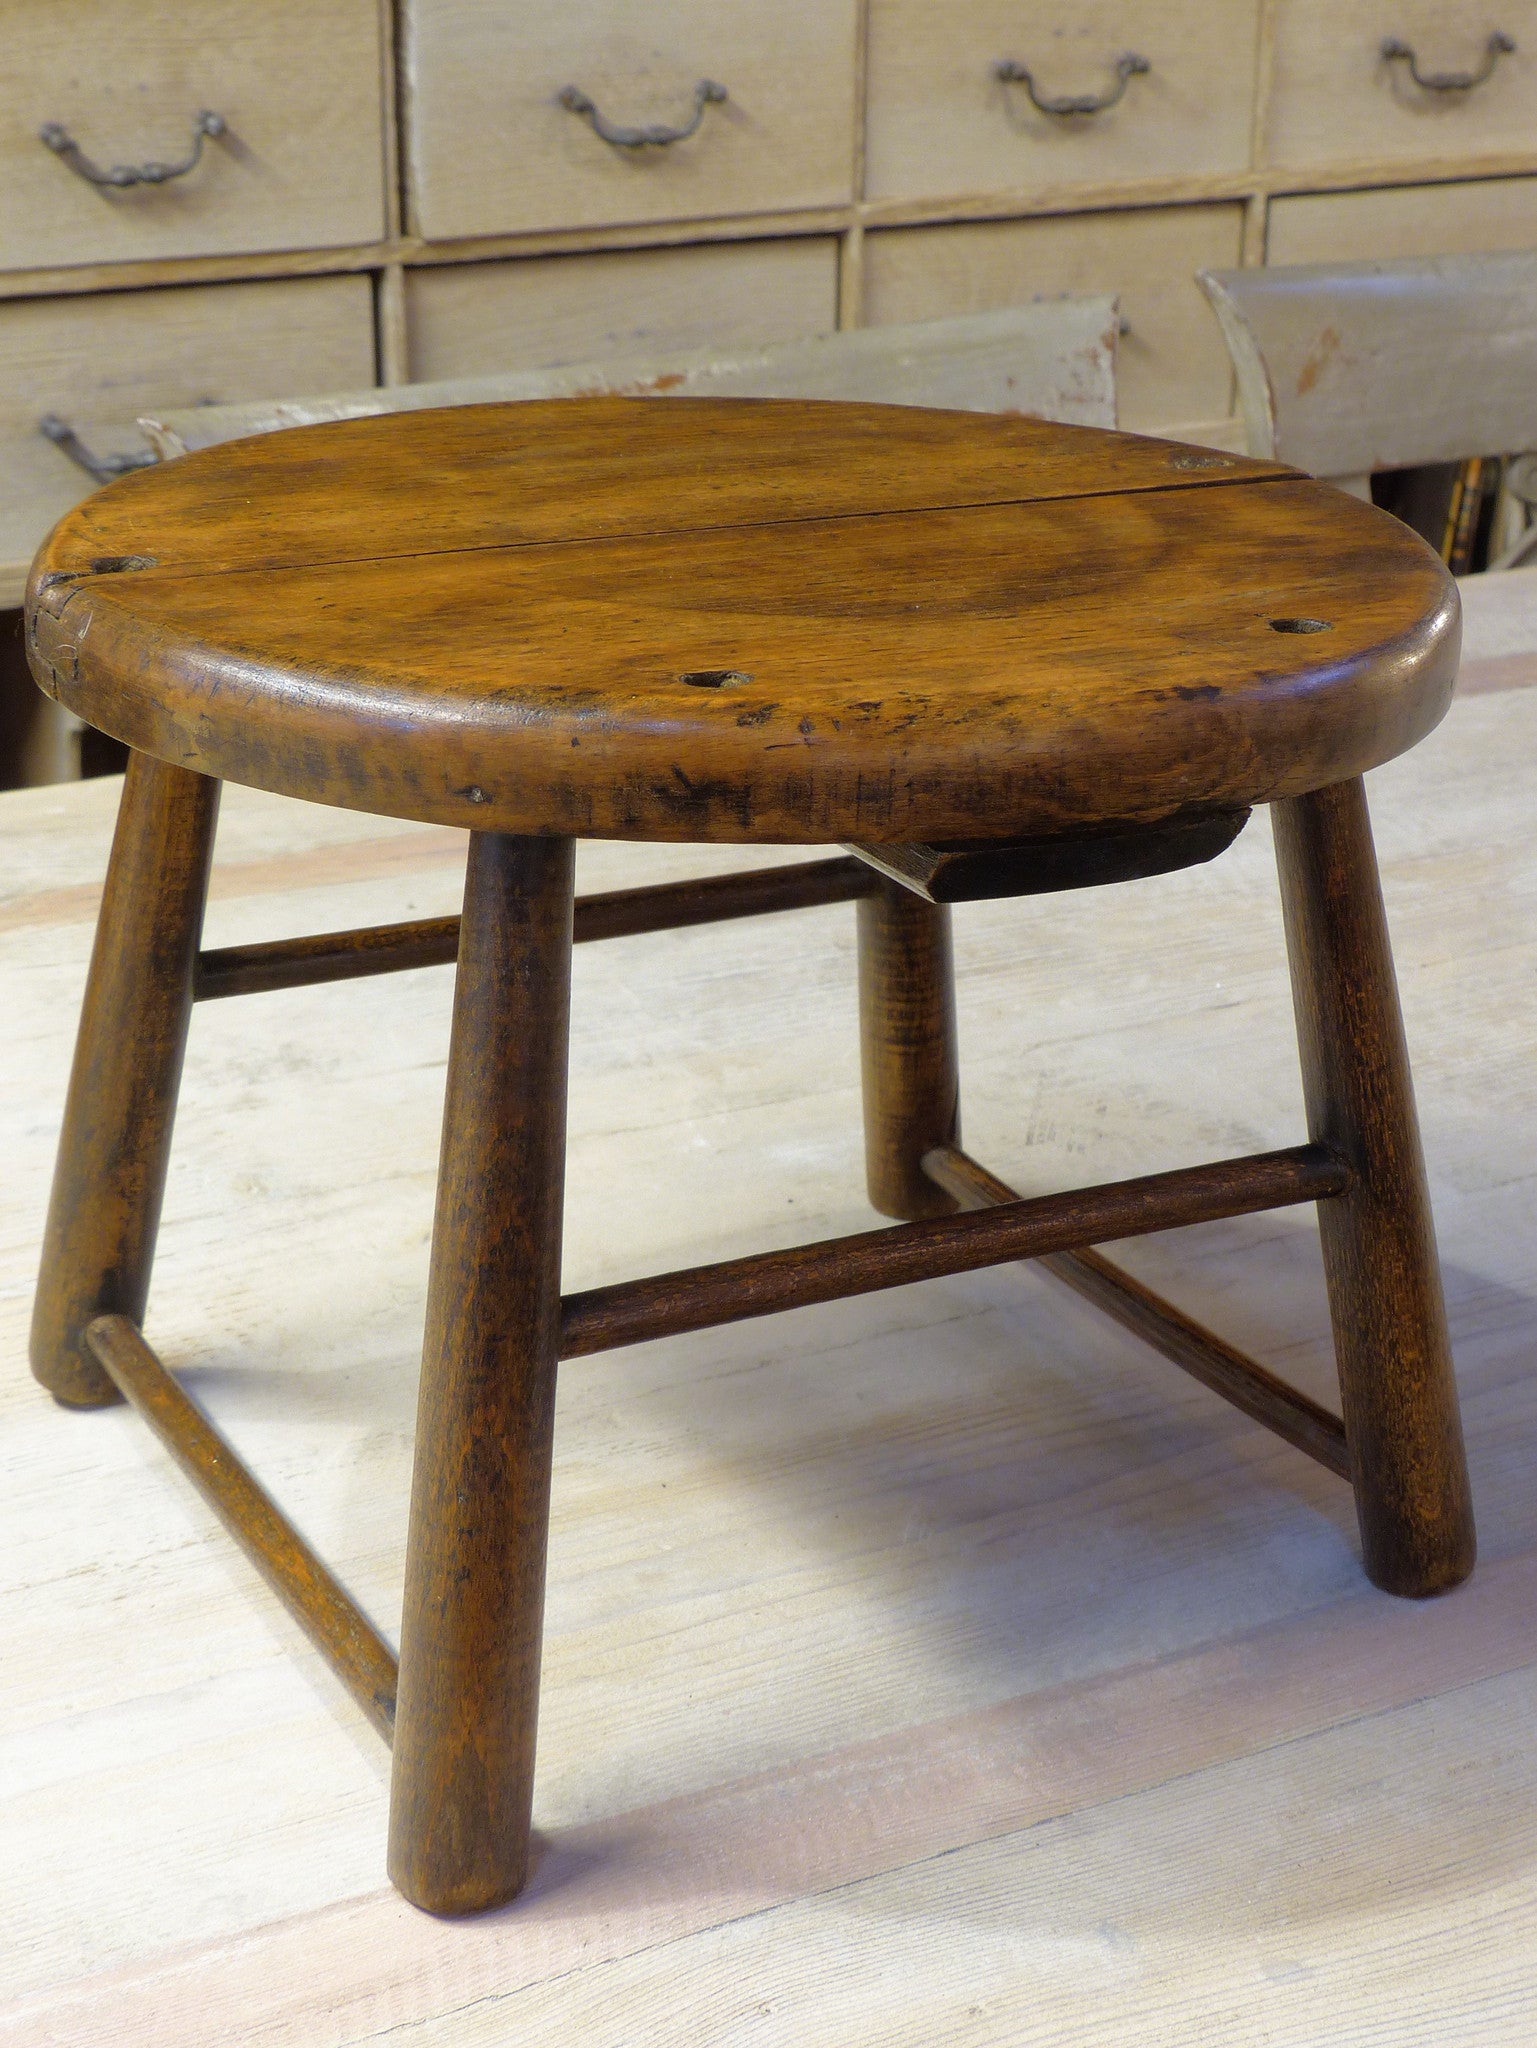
[31, 753, 220, 1408]
[857, 880, 960, 1220]
[1273, 777, 1475, 1597]
[388, 832, 574, 1916]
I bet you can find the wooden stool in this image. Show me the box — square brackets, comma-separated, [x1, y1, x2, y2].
[26, 399, 1475, 1917]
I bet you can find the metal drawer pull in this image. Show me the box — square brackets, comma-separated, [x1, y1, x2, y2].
[38, 109, 227, 188]
[557, 78, 727, 148]
[993, 51, 1150, 116]
[38, 414, 157, 485]
[1380, 30, 1515, 91]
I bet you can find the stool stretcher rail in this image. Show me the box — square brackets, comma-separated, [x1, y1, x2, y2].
[559, 1144, 1353, 1359]
[84, 1314, 399, 1741]
[922, 1146, 1351, 1478]
[193, 856, 874, 1001]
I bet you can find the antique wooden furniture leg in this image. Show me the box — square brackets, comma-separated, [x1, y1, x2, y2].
[857, 880, 960, 1221]
[1273, 776, 1475, 1598]
[30, 752, 220, 1408]
[388, 832, 575, 1917]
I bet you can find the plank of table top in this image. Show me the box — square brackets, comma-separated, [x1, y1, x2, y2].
[32, 398, 1287, 587]
[33, 476, 1457, 843]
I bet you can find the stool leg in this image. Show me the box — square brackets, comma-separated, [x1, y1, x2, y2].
[1273, 777, 1475, 1597]
[31, 753, 220, 1409]
[388, 832, 574, 1916]
[857, 881, 960, 1220]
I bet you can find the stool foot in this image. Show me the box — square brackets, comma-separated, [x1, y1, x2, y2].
[31, 753, 220, 1408]
[388, 833, 574, 1916]
[1273, 778, 1475, 1598]
[857, 882, 960, 1220]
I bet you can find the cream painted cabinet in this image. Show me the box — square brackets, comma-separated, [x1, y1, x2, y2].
[4, 0, 1537, 615]
[402, 0, 861, 240]
[865, 205, 1243, 429]
[0, 0, 386, 270]
[865, 1, 1260, 203]
[406, 240, 839, 382]
[1264, 2, 1537, 174]
[1268, 175, 1537, 266]
[0, 277, 377, 572]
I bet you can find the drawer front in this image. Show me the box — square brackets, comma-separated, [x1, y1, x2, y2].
[865, 1, 1260, 204]
[403, 0, 859, 240]
[406, 238, 840, 381]
[0, 0, 385, 273]
[1265, 2, 1537, 171]
[0, 275, 376, 584]
[1268, 175, 1537, 264]
[863, 205, 1244, 430]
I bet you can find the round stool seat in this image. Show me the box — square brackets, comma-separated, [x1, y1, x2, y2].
[27, 398, 1458, 843]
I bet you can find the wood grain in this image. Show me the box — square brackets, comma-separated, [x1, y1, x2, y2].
[389, 834, 574, 1915]
[1273, 775, 1475, 1596]
[25, 403, 1457, 846]
[558, 1144, 1353, 1357]
[29, 752, 219, 1408]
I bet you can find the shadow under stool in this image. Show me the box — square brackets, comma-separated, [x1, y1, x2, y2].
[24, 397, 1475, 1916]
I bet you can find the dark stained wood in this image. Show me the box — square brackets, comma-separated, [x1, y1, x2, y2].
[559, 1145, 1353, 1361]
[857, 883, 960, 1220]
[26, 404, 1458, 846]
[922, 1145, 1351, 1480]
[1273, 776, 1476, 1598]
[33, 399, 1288, 585]
[389, 833, 574, 1918]
[193, 856, 873, 1001]
[85, 1314, 398, 1741]
[847, 810, 1250, 903]
[29, 753, 219, 1408]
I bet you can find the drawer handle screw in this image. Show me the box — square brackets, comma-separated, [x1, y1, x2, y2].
[1380, 31, 1515, 92]
[993, 52, 1150, 117]
[38, 109, 227, 189]
[557, 79, 727, 149]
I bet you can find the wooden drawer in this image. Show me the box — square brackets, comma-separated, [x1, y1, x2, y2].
[865, 1, 1259, 204]
[1265, 2, 1537, 172]
[405, 238, 840, 381]
[1268, 175, 1537, 264]
[863, 204, 1243, 430]
[402, 0, 859, 241]
[0, 275, 376, 598]
[0, 0, 386, 273]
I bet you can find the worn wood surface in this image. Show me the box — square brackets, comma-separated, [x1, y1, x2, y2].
[26, 401, 1456, 843]
[2, 669, 1536, 2036]
[857, 884, 959, 1219]
[1273, 776, 1475, 1596]
[1200, 250, 1537, 477]
[28, 753, 218, 1409]
[390, 834, 574, 1915]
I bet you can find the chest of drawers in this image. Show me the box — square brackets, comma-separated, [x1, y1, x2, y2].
[3, 0, 1536, 607]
